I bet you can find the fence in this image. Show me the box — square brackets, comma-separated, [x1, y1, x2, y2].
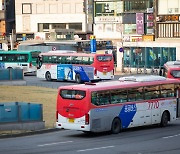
[0, 69, 23, 80]
[0, 102, 43, 123]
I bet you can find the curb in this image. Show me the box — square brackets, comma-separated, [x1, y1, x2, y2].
[0, 128, 60, 139]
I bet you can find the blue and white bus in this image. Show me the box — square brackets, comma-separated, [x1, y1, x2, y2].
[37, 51, 114, 83]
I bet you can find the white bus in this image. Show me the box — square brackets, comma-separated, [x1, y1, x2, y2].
[56, 75, 180, 134]
[37, 51, 114, 83]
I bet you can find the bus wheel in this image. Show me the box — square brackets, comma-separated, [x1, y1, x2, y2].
[111, 118, 121, 134]
[160, 111, 169, 127]
[45, 72, 51, 81]
[75, 74, 82, 84]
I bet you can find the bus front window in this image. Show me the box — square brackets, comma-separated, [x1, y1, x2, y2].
[170, 70, 180, 78]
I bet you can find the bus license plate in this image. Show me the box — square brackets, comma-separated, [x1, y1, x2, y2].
[103, 72, 107, 75]
[68, 118, 74, 123]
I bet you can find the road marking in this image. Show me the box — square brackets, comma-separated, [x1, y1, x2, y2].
[38, 141, 73, 147]
[77, 146, 115, 152]
[163, 134, 180, 139]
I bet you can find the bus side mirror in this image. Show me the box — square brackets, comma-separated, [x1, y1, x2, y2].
[159, 67, 164, 76]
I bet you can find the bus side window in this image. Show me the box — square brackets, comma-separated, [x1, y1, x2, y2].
[160, 84, 175, 97]
[98, 92, 110, 105]
[144, 86, 160, 100]
[91, 92, 99, 106]
[89, 57, 94, 64]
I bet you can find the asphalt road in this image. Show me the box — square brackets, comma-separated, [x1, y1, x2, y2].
[24, 75, 121, 89]
[1, 120, 180, 154]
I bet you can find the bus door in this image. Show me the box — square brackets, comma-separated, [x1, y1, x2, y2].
[57, 64, 73, 81]
[177, 87, 180, 118]
[0, 63, 5, 69]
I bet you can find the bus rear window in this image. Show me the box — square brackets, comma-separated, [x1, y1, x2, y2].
[171, 70, 180, 78]
[96, 55, 112, 62]
[60, 90, 86, 100]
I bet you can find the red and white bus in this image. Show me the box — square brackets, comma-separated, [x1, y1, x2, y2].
[161, 61, 180, 80]
[37, 51, 114, 83]
[56, 75, 180, 134]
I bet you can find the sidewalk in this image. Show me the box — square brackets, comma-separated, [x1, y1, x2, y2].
[0, 80, 26, 86]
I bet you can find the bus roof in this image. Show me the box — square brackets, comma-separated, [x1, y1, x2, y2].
[40, 52, 111, 57]
[164, 61, 180, 69]
[58, 75, 180, 92]
[0, 50, 40, 54]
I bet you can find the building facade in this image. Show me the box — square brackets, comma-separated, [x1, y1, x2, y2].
[155, 0, 180, 38]
[15, 0, 93, 41]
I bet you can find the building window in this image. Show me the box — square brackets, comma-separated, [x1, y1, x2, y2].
[94, 0, 123, 17]
[123, 47, 176, 69]
[124, 24, 136, 34]
[22, 3, 32, 14]
[69, 23, 82, 31]
[52, 24, 66, 29]
[124, 0, 153, 12]
[38, 23, 49, 32]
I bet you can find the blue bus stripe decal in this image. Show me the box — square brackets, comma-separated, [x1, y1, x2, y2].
[119, 104, 137, 128]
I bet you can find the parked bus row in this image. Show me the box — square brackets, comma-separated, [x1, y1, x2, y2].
[56, 75, 180, 134]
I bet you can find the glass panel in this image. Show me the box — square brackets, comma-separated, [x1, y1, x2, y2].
[128, 87, 144, 102]
[60, 90, 86, 100]
[124, 24, 136, 34]
[160, 84, 175, 97]
[96, 55, 112, 62]
[110, 90, 127, 104]
[144, 85, 160, 100]
[92, 91, 110, 106]
[124, 0, 153, 12]
[123, 48, 130, 67]
[69, 23, 82, 31]
[94, 0, 122, 17]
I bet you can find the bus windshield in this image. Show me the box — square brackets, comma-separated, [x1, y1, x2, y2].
[171, 70, 180, 78]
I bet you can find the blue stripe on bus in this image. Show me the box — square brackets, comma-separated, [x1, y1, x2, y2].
[73, 66, 93, 82]
[119, 104, 137, 128]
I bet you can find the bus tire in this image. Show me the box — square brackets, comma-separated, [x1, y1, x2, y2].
[111, 118, 121, 134]
[45, 72, 51, 81]
[75, 74, 82, 84]
[160, 111, 169, 127]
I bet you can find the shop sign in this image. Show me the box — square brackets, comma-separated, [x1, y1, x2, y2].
[136, 13, 144, 35]
[94, 16, 120, 23]
[142, 35, 154, 41]
[147, 22, 154, 27]
[147, 29, 154, 34]
[131, 36, 142, 42]
[147, 8, 154, 13]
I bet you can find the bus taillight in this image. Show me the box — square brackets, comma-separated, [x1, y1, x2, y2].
[94, 69, 97, 76]
[29, 62, 32, 68]
[85, 113, 89, 125]
[56, 111, 58, 122]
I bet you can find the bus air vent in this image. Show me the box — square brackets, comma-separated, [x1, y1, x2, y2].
[119, 75, 166, 82]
